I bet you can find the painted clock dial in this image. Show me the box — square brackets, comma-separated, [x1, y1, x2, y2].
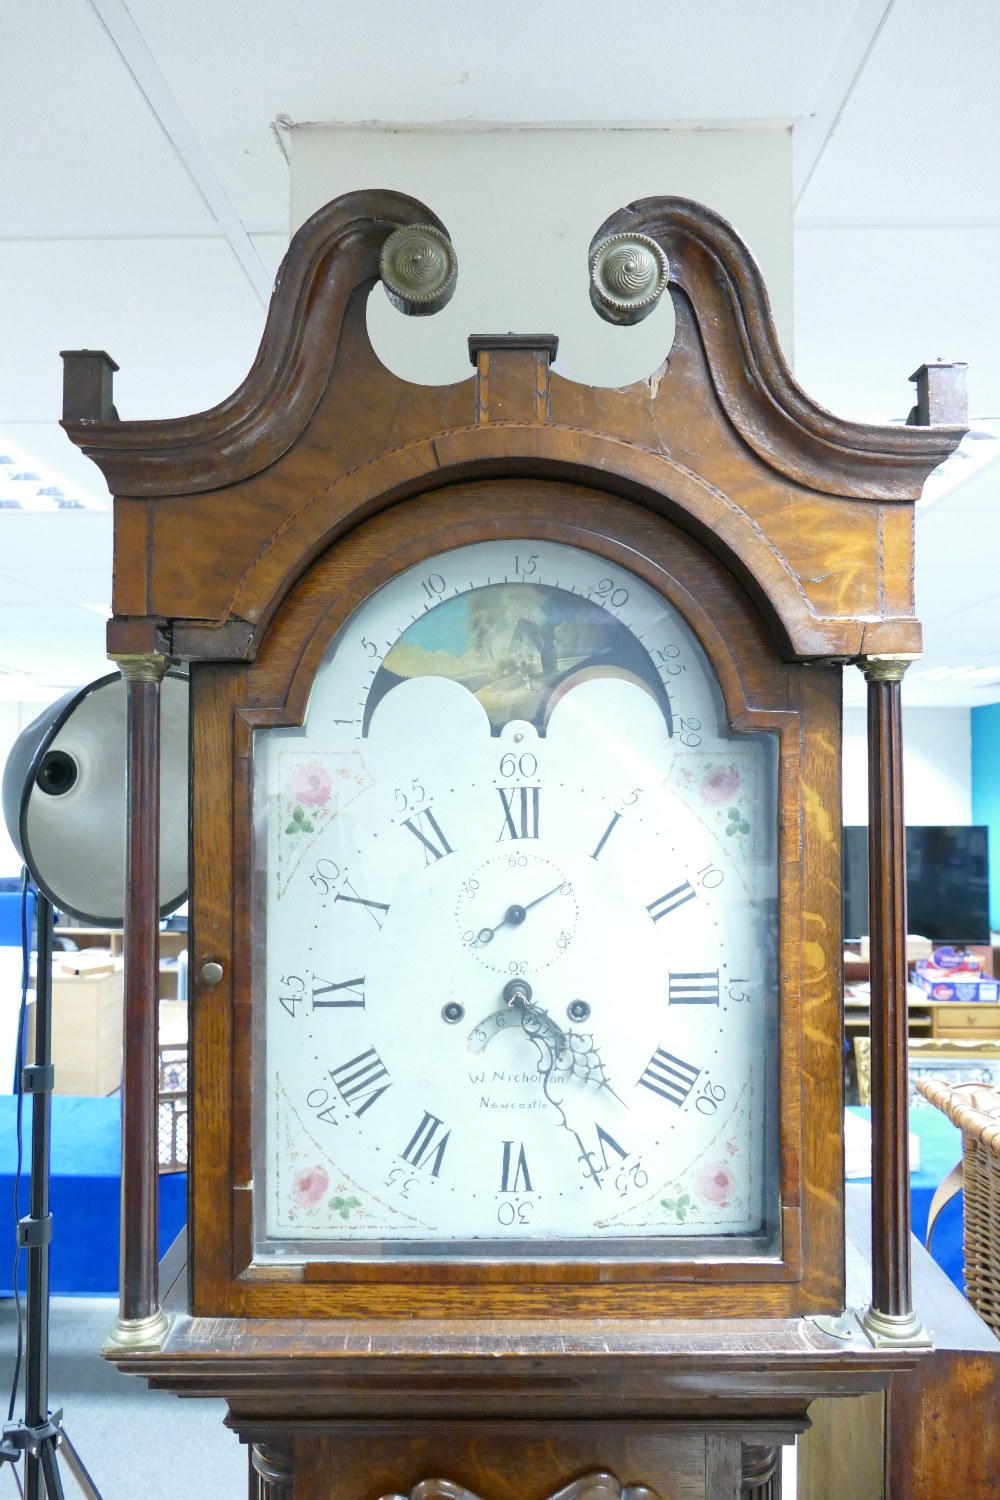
[253, 539, 779, 1259]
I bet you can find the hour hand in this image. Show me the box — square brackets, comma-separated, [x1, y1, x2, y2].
[476, 902, 524, 943]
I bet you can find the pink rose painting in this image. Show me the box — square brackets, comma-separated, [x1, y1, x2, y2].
[290, 763, 333, 808]
[696, 1161, 734, 1206]
[700, 764, 740, 805]
[293, 1164, 330, 1207]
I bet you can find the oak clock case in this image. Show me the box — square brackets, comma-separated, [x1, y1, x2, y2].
[189, 475, 839, 1320]
[253, 536, 780, 1263]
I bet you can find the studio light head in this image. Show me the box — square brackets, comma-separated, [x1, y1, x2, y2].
[2, 671, 189, 925]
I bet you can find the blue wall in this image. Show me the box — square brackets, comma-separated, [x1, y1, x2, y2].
[971, 701, 1000, 932]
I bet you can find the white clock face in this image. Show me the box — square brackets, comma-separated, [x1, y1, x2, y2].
[252, 539, 779, 1259]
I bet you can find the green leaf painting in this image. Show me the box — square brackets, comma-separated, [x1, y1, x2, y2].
[661, 1193, 691, 1223]
[285, 803, 315, 836]
[329, 1195, 362, 1221]
[725, 806, 750, 837]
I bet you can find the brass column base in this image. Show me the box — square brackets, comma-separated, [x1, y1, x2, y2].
[104, 1307, 170, 1351]
[861, 1304, 932, 1348]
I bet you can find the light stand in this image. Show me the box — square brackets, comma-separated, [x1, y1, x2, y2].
[1, 673, 189, 1498]
[1, 892, 101, 1499]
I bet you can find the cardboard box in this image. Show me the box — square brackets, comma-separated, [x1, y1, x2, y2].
[911, 964, 1000, 1004]
[27, 963, 124, 1095]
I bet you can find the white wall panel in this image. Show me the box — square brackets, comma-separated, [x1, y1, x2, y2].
[843, 706, 972, 826]
[291, 126, 793, 389]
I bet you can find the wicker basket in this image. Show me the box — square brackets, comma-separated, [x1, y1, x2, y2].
[917, 1076, 1000, 1334]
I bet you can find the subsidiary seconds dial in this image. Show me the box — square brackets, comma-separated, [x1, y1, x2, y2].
[456, 850, 578, 974]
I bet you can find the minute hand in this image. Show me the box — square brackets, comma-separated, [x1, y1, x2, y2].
[521, 880, 568, 913]
[476, 881, 568, 944]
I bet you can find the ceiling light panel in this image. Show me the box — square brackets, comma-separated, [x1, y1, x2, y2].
[0, 439, 108, 512]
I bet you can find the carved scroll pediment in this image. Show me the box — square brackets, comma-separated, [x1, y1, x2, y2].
[380, 1473, 660, 1500]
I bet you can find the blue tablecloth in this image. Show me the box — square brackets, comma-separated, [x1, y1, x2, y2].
[0, 1096, 186, 1295]
[851, 1103, 965, 1291]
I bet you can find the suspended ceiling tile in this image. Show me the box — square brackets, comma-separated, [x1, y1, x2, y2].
[0, 427, 112, 510]
[3, 1, 213, 234]
[798, 0, 1000, 220]
[917, 508, 1000, 571]
[0, 238, 267, 425]
[0, 515, 113, 574]
[251, 233, 291, 281]
[916, 568, 1000, 625]
[125, 0, 851, 191]
[793, 225, 1000, 419]
[0, 606, 111, 677]
[0, 569, 112, 609]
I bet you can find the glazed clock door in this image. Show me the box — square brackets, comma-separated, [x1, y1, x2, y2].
[252, 535, 781, 1263]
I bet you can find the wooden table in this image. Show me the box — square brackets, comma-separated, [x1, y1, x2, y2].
[846, 995, 1000, 1042]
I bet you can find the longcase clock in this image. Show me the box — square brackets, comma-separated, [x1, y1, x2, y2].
[61, 190, 964, 1499]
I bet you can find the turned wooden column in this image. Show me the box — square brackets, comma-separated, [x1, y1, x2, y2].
[249, 1443, 293, 1500]
[859, 656, 927, 1345]
[107, 651, 171, 1347]
[741, 1443, 781, 1498]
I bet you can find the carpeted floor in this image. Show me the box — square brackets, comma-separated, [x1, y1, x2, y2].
[0, 1296, 245, 1498]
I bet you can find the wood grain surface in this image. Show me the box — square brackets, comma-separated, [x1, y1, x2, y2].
[63, 193, 962, 669]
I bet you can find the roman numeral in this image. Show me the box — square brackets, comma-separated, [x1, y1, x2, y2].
[668, 971, 720, 1006]
[646, 882, 696, 922]
[329, 1047, 391, 1116]
[497, 786, 540, 840]
[576, 1122, 629, 1186]
[499, 1140, 533, 1194]
[334, 882, 390, 928]
[638, 1048, 701, 1107]
[590, 812, 621, 861]
[402, 807, 454, 865]
[312, 975, 365, 1009]
[401, 1110, 450, 1176]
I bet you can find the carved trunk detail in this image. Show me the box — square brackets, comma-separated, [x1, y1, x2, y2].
[380, 1473, 661, 1500]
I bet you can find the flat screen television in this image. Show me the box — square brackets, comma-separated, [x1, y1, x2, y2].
[843, 824, 991, 944]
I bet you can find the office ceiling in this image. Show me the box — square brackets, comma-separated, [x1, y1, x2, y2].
[2, 0, 999, 708]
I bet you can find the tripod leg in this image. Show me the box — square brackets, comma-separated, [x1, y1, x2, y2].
[51, 1434, 101, 1500]
[37, 1442, 64, 1500]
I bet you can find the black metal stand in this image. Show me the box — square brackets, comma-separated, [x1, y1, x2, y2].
[0, 892, 102, 1499]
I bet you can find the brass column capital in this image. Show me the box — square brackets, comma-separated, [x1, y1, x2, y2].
[858, 654, 919, 684]
[110, 651, 171, 684]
